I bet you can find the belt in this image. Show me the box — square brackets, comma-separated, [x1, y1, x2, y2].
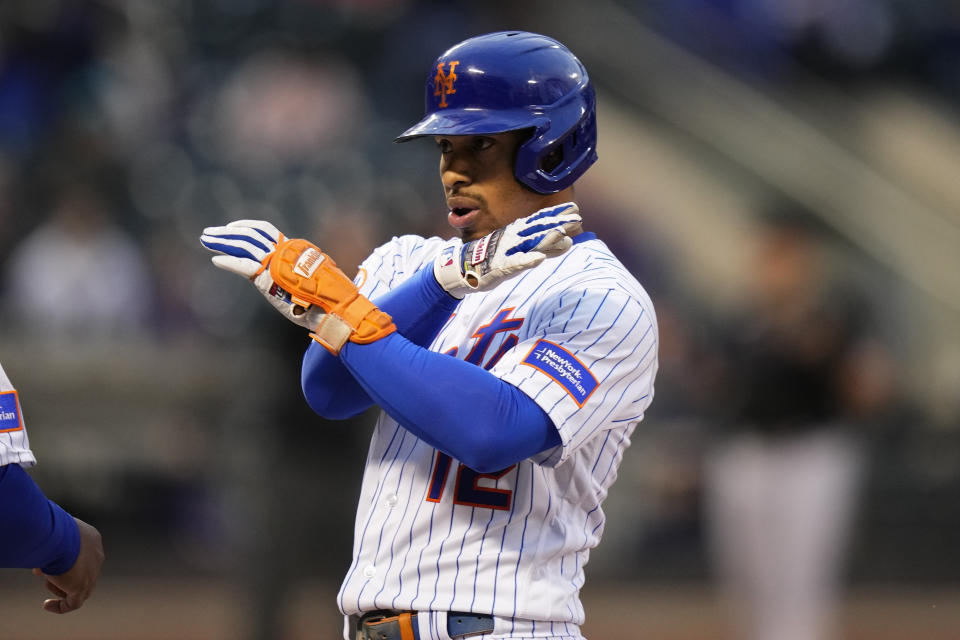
[351, 610, 495, 640]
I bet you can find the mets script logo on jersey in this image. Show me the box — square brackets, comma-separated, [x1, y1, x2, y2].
[444, 308, 524, 370]
[0, 390, 23, 433]
[434, 60, 460, 108]
[522, 339, 598, 407]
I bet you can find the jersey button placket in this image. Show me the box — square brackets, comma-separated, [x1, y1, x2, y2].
[385, 493, 399, 508]
[362, 564, 377, 579]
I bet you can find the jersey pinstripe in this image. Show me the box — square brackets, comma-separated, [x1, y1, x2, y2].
[0, 362, 37, 468]
[339, 229, 658, 633]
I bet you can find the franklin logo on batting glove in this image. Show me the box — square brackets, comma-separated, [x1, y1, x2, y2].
[293, 248, 325, 278]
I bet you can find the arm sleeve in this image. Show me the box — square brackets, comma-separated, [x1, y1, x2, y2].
[301, 265, 461, 419]
[0, 464, 80, 575]
[338, 332, 561, 472]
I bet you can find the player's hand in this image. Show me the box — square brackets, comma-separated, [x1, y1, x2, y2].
[200, 221, 395, 353]
[266, 237, 395, 354]
[199, 219, 325, 330]
[33, 517, 104, 614]
[434, 202, 583, 298]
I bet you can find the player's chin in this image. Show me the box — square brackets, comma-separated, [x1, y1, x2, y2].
[459, 228, 485, 242]
[456, 219, 498, 242]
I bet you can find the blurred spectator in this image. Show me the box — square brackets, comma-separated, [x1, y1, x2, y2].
[3, 180, 153, 340]
[206, 49, 369, 180]
[701, 204, 895, 640]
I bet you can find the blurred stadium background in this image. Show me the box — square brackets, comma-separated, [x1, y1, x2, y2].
[0, 1, 958, 638]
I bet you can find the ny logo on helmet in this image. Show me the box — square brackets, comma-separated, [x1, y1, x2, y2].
[434, 60, 459, 108]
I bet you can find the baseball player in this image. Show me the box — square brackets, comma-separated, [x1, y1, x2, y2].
[201, 31, 658, 640]
[0, 360, 104, 613]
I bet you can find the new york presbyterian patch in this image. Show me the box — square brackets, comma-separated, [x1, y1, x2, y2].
[522, 339, 598, 407]
[0, 390, 23, 433]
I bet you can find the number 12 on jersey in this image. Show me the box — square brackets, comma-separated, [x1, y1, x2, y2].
[426, 451, 516, 511]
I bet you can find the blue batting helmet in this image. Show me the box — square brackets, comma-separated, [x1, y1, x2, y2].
[395, 31, 598, 194]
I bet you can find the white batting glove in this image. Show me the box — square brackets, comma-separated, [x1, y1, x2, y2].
[199, 219, 325, 329]
[434, 202, 583, 298]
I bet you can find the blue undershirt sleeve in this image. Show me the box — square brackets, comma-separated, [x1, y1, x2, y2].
[0, 464, 80, 575]
[339, 332, 561, 472]
[301, 265, 459, 419]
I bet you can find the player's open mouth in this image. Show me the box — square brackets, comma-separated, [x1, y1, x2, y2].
[448, 207, 480, 230]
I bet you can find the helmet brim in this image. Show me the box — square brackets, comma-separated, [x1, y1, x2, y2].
[395, 107, 544, 142]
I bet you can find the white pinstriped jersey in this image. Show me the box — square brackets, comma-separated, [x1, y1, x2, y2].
[0, 362, 37, 468]
[339, 230, 658, 635]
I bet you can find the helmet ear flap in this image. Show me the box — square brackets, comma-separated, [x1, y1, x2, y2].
[515, 97, 598, 194]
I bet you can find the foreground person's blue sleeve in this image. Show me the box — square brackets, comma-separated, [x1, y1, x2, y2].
[339, 333, 561, 472]
[301, 265, 459, 419]
[0, 464, 80, 574]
